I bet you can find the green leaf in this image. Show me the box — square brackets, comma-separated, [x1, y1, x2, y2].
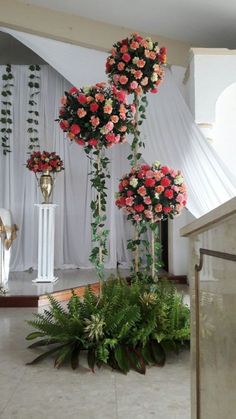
[126, 348, 146, 374]
[114, 345, 130, 374]
[150, 340, 166, 366]
[26, 344, 68, 365]
[26, 331, 46, 340]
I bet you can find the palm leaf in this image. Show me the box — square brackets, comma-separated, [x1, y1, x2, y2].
[26, 343, 68, 365]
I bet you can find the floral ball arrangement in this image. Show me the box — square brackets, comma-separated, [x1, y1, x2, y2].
[58, 82, 136, 150]
[26, 151, 64, 173]
[106, 33, 167, 95]
[115, 162, 187, 223]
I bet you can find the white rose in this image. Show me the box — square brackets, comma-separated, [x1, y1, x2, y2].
[155, 192, 159, 199]
[153, 161, 161, 168]
[132, 57, 139, 64]
[174, 175, 184, 185]
[130, 178, 138, 188]
[148, 41, 153, 50]
[151, 73, 158, 82]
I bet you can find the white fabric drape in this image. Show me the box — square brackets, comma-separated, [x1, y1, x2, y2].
[0, 65, 132, 271]
[1, 26, 236, 219]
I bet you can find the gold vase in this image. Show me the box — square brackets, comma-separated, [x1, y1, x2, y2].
[39, 170, 54, 204]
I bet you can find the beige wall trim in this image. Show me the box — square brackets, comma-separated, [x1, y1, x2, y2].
[0, 0, 190, 66]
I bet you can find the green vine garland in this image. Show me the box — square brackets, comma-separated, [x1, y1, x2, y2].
[1, 64, 14, 155]
[27, 64, 40, 152]
[86, 146, 110, 292]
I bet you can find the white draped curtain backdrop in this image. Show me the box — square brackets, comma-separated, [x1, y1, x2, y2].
[1, 27, 236, 272]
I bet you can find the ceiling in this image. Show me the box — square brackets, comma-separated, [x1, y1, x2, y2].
[17, 0, 236, 48]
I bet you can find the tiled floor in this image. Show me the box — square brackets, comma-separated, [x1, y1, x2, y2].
[0, 297, 190, 419]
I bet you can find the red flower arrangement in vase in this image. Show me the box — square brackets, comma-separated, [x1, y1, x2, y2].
[58, 82, 136, 151]
[115, 161, 187, 223]
[106, 33, 167, 95]
[26, 151, 64, 173]
[26, 151, 64, 204]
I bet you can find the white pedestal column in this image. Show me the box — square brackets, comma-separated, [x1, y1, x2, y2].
[0, 232, 11, 290]
[33, 204, 58, 283]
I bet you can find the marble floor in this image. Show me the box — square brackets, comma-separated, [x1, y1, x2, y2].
[0, 303, 190, 419]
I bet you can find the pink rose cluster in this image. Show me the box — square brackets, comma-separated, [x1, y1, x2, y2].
[106, 32, 167, 95]
[58, 82, 136, 150]
[115, 162, 187, 223]
[26, 151, 64, 173]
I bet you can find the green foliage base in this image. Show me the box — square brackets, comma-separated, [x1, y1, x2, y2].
[26, 278, 190, 374]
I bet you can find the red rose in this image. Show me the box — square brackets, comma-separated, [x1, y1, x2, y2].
[164, 189, 174, 199]
[106, 61, 111, 72]
[69, 87, 78, 95]
[90, 102, 99, 112]
[88, 138, 98, 146]
[116, 90, 127, 103]
[77, 94, 87, 104]
[151, 88, 158, 94]
[163, 206, 171, 213]
[122, 53, 131, 63]
[137, 170, 146, 179]
[145, 178, 156, 187]
[161, 166, 169, 175]
[141, 164, 151, 171]
[127, 190, 134, 196]
[134, 204, 145, 213]
[161, 177, 170, 187]
[106, 133, 115, 143]
[119, 183, 123, 192]
[70, 124, 81, 135]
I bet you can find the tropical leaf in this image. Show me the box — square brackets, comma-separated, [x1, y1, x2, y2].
[26, 344, 68, 365]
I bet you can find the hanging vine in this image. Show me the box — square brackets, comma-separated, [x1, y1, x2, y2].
[27, 64, 40, 152]
[1, 64, 14, 155]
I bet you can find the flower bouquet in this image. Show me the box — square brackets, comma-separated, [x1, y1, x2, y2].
[26, 151, 64, 203]
[106, 32, 167, 95]
[115, 161, 187, 223]
[58, 82, 136, 151]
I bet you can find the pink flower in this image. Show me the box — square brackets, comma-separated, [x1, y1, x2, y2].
[154, 171, 163, 181]
[144, 210, 153, 219]
[120, 45, 128, 53]
[155, 185, 164, 194]
[118, 62, 125, 71]
[176, 194, 184, 203]
[138, 186, 147, 196]
[144, 196, 152, 205]
[127, 190, 134, 196]
[130, 81, 138, 90]
[77, 108, 87, 118]
[151, 88, 158, 94]
[95, 93, 105, 102]
[90, 102, 99, 112]
[119, 75, 129, 85]
[113, 74, 120, 84]
[122, 53, 131, 63]
[114, 135, 121, 143]
[130, 41, 139, 50]
[133, 214, 142, 222]
[130, 104, 136, 115]
[125, 197, 134, 206]
[110, 115, 119, 123]
[136, 59, 146, 68]
[70, 124, 81, 135]
[116, 90, 127, 103]
[119, 125, 127, 132]
[145, 170, 155, 178]
[105, 121, 114, 132]
[134, 70, 143, 80]
[155, 204, 162, 213]
[103, 103, 113, 114]
[90, 116, 100, 127]
[60, 96, 67, 105]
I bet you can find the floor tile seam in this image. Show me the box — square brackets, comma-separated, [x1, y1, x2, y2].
[0, 365, 27, 416]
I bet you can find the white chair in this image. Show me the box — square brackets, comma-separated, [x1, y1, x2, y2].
[0, 208, 18, 291]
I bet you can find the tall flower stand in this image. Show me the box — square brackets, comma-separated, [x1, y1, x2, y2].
[33, 204, 58, 283]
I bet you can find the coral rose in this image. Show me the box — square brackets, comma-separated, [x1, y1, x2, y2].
[119, 75, 129, 85]
[90, 102, 99, 112]
[134, 204, 145, 213]
[138, 186, 147, 196]
[70, 124, 81, 135]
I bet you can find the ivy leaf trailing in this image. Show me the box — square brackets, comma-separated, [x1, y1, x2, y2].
[27, 64, 40, 152]
[85, 146, 110, 290]
[1, 64, 13, 155]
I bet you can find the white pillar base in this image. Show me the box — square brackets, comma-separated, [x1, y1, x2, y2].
[34, 204, 58, 284]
